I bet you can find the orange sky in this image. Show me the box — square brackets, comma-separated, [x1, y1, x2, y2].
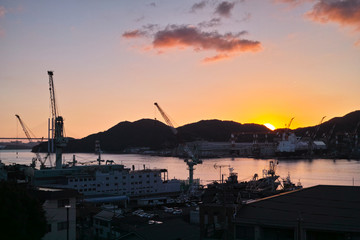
[0, 0, 359, 139]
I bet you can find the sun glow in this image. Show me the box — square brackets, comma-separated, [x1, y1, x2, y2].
[264, 123, 276, 131]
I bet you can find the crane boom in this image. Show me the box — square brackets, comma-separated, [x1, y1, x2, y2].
[154, 102, 201, 186]
[48, 71, 57, 120]
[154, 103, 177, 135]
[15, 114, 45, 168]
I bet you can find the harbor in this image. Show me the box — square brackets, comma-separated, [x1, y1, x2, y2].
[1, 150, 359, 188]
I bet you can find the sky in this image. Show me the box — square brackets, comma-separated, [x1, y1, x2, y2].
[0, 0, 359, 139]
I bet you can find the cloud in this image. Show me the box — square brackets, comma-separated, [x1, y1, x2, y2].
[203, 54, 230, 63]
[123, 22, 261, 63]
[198, 18, 222, 28]
[148, 2, 156, 7]
[122, 30, 147, 39]
[355, 39, 360, 46]
[151, 25, 261, 62]
[215, 1, 236, 17]
[191, 1, 208, 13]
[0, 6, 6, 18]
[306, 0, 360, 30]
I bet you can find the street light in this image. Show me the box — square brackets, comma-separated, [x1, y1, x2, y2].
[65, 205, 71, 240]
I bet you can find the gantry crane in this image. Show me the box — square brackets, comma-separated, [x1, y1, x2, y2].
[154, 102, 202, 186]
[15, 114, 47, 168]
[48, 71, 68, 169]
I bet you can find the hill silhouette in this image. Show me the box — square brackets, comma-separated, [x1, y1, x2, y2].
[294, 110, 360, 138]
[34, 119, 269, 153]
[33, 110, 360, 153]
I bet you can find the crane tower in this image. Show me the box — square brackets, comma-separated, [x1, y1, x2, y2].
[154, 102, 202, 186]
[48, 71, 67, 169]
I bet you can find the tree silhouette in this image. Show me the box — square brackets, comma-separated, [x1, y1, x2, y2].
[0, 182, 47, 240]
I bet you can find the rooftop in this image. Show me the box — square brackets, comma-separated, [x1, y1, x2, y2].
[235, 185, 360, 232]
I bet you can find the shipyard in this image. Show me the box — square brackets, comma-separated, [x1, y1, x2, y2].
[2, 1, 360, 239]
[0, 71, 359, 240]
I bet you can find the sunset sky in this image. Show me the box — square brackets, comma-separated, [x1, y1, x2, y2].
[1, 0, 359, 139]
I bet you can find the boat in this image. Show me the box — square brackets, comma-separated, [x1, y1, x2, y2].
[31, 157, 181, 198]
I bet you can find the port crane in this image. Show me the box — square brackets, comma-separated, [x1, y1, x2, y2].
[48, 71, 68, 169]
[15, 114, 47, 168]
[154, 102, 202, 186]
[308, 116, 326, 156]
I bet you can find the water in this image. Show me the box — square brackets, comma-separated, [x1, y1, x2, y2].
[1, 150, 359, 188]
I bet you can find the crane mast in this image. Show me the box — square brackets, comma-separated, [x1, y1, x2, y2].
[48, 71, 67, 169]
[154, 102, 202, 186]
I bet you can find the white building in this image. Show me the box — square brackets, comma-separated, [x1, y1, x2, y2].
[35, 187, 78, 240]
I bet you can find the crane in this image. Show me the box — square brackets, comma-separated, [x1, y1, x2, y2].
[286, 117, 295, 129]
[15, 114, 47, 168]
[154, 102, 202, 186]
[308, 116, 326, 156]
[48, 71, 68, 169]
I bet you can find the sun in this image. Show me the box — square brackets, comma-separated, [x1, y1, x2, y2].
[264, 123, 276, 131]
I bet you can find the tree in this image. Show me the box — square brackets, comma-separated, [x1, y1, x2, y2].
[0, 182, 47, 240]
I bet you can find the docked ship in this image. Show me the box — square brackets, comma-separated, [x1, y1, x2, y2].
[31, 158, 181, 198]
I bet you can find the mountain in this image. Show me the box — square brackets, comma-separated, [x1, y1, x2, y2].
[294, 110, 360, 137]
[33, 110, 360, 153]
[65, 119, 176, 152]
[34, 119, 269, 153]
[177, 120, 269, 142]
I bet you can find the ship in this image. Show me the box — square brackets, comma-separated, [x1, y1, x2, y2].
[31, 160, 181, 198]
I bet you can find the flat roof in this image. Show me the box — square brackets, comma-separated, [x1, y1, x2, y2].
[235, 185, 360, 232]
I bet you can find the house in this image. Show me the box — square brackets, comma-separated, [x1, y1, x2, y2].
[31, 187, 78, 240]
[93, 209, 122, 239]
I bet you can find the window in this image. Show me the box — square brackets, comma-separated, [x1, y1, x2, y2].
[114, 177, 118, 180]
[57, 199, 69, 208]
[123, 176, 126, 179]
[106, 177, 109, 180]
[57, 221, 67, 231]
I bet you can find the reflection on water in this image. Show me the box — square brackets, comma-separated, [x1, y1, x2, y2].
[1, 150, 359, 187]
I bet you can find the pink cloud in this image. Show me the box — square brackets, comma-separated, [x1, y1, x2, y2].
[306, 0, 360, 30]
[0, 6, 6, 18]
[153, 25, 260, 52]
[202, 54, 230, 63]
[123, 25, 261, 63]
